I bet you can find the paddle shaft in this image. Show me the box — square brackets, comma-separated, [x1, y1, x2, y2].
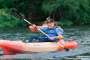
[24, 19, 66, 48]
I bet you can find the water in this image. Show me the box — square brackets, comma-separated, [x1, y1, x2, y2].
[0, 25, 90, 60]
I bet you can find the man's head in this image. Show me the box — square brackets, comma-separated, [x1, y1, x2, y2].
[46, 18, 55, 29]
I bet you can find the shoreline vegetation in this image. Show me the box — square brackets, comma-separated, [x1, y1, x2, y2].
[0, 0, 90, 28]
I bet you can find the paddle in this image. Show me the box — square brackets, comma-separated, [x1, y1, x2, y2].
[12, 10, 69, 51]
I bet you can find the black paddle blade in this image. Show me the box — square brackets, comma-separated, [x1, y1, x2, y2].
[64, 47, 69, 51]
[12, 10, 24, 19]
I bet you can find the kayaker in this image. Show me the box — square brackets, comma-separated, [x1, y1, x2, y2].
[28, 18, 64, 42]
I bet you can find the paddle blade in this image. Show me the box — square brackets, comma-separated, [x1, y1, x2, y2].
[12, 10, 24, 19]
[64, 47, 69, 51]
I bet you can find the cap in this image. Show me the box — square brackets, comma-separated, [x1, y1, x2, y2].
[46, 18, 54, 23]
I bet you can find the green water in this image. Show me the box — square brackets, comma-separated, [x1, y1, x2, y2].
[0, 25, 90, 60]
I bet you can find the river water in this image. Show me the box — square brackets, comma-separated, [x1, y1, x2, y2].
[0, 25, 90, 60]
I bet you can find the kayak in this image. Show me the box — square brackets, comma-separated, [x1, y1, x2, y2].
[0, 40, 77, 54]
[29, 26, 61, 32]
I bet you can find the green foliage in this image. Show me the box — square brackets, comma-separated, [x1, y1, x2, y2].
[42, 0, 90, 25]
[57, 18, 73, 26]
[0, 9, 26, 28]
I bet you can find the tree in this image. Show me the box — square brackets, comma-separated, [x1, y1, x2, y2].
[42, 0, 90, 25]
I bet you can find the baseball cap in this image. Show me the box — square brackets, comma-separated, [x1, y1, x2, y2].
[46, 18, 54, 23]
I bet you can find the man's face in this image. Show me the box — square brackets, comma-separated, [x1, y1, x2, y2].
[47, 22, 54, 29]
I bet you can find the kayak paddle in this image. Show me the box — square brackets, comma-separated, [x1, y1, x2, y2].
[12, 10, 69, 51]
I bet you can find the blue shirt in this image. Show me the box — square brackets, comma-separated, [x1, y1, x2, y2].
[40, 27, 64, 35]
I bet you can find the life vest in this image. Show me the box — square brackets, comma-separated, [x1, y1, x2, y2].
[43, 27, 58, 41]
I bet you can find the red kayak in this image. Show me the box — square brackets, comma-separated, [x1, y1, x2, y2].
[0, 40, 77, 54]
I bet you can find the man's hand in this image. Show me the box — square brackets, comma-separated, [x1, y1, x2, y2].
[50, 37, 55, 40]
[33, 24, 36, 27]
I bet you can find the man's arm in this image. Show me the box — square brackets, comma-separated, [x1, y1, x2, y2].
[30, 24, 47, 32]
[54, 34, 63, 39]
[50, 28, 64, 40]
[50, 34, 63, 40]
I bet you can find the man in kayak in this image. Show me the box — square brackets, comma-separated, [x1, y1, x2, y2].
[28, 18, 63, 42]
